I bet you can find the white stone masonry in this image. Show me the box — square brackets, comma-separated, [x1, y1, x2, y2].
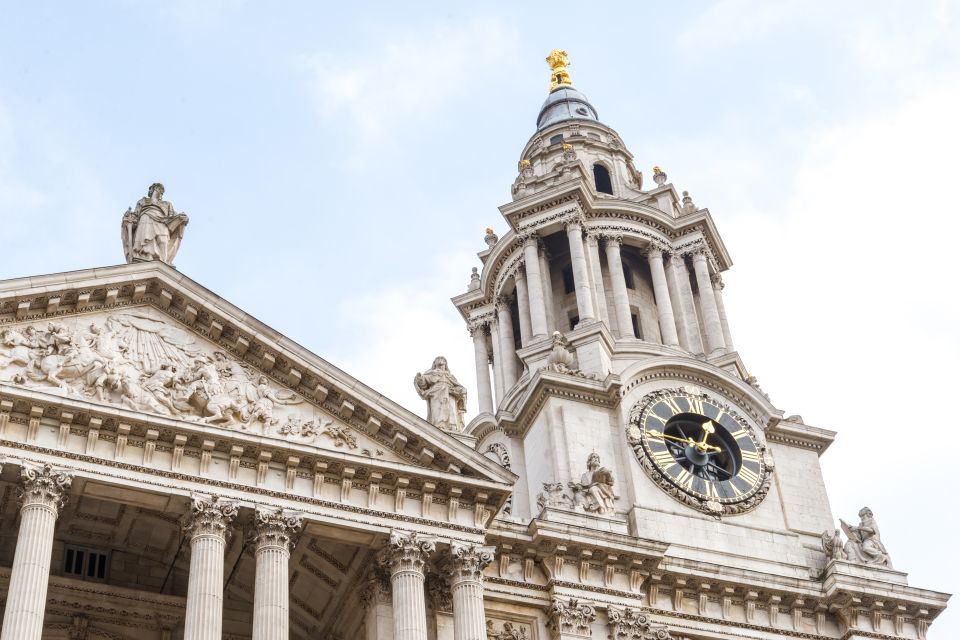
[603, 236, 634, 338]
[382, 531, 436, 640]
[446, 543, 494, 640]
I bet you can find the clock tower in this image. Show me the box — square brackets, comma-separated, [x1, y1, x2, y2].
[453, 51, 949, 639]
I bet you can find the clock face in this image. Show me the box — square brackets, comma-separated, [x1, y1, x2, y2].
[628, 390, 770, 515]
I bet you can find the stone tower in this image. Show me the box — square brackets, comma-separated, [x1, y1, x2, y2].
[452, 51, 949, 638]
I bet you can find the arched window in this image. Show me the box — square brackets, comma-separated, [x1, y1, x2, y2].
[593, 163, 613, 194]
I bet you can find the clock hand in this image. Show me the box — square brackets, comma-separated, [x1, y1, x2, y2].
[647, 430, 696, 446]
[695, 421, 721, 453]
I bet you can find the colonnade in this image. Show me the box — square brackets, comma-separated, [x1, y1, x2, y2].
[0, 463, 493, 640]
[470, 222, 733, 411]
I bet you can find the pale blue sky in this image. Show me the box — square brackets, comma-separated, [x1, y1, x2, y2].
[2, 1, 959, 636]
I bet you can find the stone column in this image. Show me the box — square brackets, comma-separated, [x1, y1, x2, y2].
[361, 568, 393, 640]
[182, 495, 238, 640]
[712, 273, 735, 351]
[565, 218, 595, 325]
[382, 531, 436, 640]
[489, 322, 504, 404]
[690, 247, 726, 356]
[522, 236, 549, 338]
[0, 464, 72, 640]
[538, 243, 557, 333]
[603, 236, 634, 338]
[585, 232, 609, 325]
[513, 270, 533, 346]
[645, 246, 680, 347]
[672, 254, 704, 355]
[251, 508, 302, 640]
[445, 543, 494, 640]
[495, 297, 518, 390]
[469, 322, 494, 414]
[664, 253, 690, 351]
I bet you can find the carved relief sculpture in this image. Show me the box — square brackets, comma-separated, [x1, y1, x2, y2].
[569, 453, 616, 515]
[121, 183, 189, 264]
[0, 311, 316, 434]
[487, 620, 531, 640]
[414, 356, 467, 432]
[607, 607, 674, 640]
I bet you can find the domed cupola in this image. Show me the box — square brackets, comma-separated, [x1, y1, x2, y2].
[536, 50, 601, 130]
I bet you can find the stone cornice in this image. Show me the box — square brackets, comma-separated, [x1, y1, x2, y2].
[0, 263, 514, 488]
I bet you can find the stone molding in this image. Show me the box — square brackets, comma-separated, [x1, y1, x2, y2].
[251, 506, 303, 553]
[381, 530, 437, 575]
[18, 462, 72, 512]
[183, 494, 237, 542]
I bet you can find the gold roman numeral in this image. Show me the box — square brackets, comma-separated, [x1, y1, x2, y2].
[663, 396, 684, 415]
[741, 450, 761, 464]
[729, 482, 744, 497]
[729, 427, 749, 439]
[738, 466, 760, 486]
[704, 481, 718, 500]
[675, 468, 694, 490]
[688, 396, 705, 415]
[651, 450, 676, 468]
[647, 412, 668, 425]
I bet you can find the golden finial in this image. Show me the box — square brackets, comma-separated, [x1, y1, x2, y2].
[519, 159, 531, 167]
[546, 49, 573, 91]
[653, 166, 662, 174]
[562, 143, 573, 151]
[485, 227, 494, 234]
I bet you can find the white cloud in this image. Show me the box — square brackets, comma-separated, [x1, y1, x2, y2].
[302, 18, 519, 146]
[720, 79, 960, 635]
[676, 0, 807, 54]
[331, 249, 480, 420]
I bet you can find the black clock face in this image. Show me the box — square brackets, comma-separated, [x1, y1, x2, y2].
[629, 391, 766, 505]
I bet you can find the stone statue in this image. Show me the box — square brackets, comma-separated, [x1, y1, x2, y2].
[569, 453, 616, 515]
[121, 183, 189, 264]
[840, 507, 892, 567]
[414, 357, 467, 432]
[821, 528, 846, 560]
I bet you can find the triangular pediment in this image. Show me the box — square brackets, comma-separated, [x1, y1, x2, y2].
[0, 262, 514, 485]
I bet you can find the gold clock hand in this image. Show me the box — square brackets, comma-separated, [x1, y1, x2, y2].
[647, 430, 695, 446]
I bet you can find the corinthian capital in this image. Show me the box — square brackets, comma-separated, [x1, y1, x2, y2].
[547, 597, 597, 638]
[607, 607, 674, 640]
[184, 495, 238, 542]
[381, 530, 436, 575]
[18, 463, 73, 512]
[446, 542, 495, 584]
[251, 507, 303, 553]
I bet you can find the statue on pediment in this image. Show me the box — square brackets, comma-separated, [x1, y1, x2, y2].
[121, 183, 189, 264]
[414, 356, 467, 432]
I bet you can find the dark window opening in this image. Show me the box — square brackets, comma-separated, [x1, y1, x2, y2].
[569, 315, 580, 331]
[631, 313, 642, 339]
[593, 164, 613, 194]
[64, 546, 108, 581]
[623, 265, 635, 289]
[549, 134, 564, 146]
[562, 266, 575, 294]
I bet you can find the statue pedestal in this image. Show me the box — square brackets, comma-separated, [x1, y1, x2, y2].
[538, 505, 630, 535]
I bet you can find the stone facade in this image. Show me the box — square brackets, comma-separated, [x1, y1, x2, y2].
[0, 52, 950, 640]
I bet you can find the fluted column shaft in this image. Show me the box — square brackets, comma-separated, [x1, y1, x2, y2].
[447, 543, 494, 640]
[489, 322, 504, 404]
[513, 271, 533, 345]
[672, 255, 704, 355]
[495, 299, 518, 390]
[713, 275, 735, 351]
[603, 236, 634, 338]
[565, 220, 595, 324]
[470, 324, 494, 414]
[664, 254, 690, 351]
[538, 245, 556, 332]
[691, 250, 726, 356]
[0, 464, 72, 640]
[384, 531, 435, 640]
[252, 509, 302, 640]
[183, 496, 237, 640]
[522, 237, 549, 338]
[646, 247, 680, 346]
[585, 233, 609, 325]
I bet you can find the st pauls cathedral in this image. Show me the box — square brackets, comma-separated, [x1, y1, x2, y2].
[0, 51, 949, 640]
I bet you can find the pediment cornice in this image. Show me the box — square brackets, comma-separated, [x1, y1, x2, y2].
[0, 262, 515, 487]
